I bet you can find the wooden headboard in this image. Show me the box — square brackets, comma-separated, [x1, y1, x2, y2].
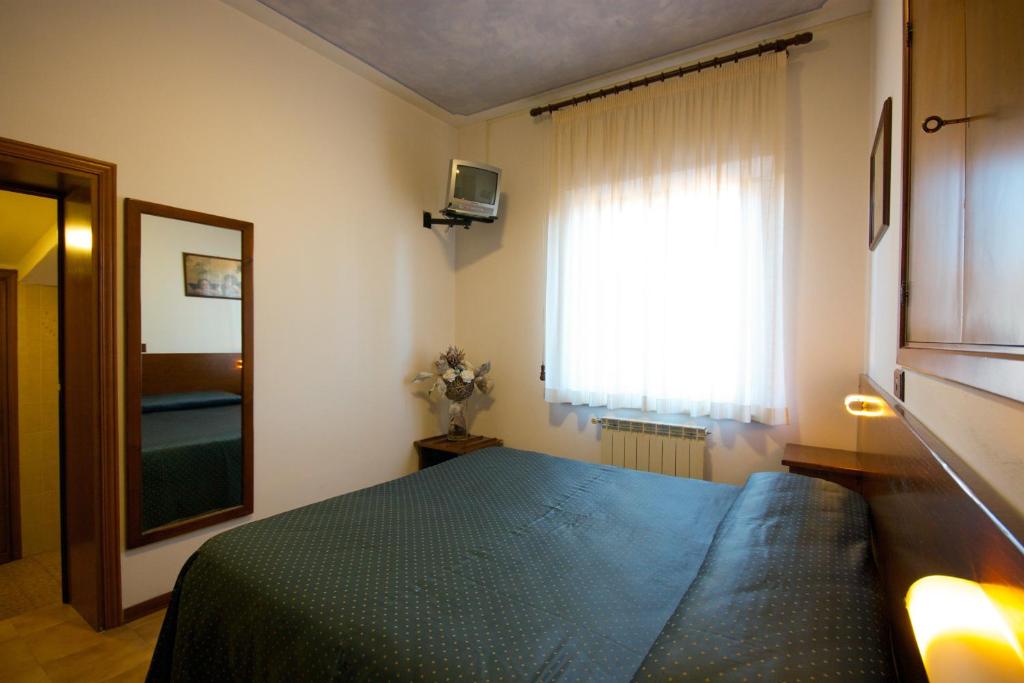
[141, 353, 242, 396]
[856, 374, 1024, 682]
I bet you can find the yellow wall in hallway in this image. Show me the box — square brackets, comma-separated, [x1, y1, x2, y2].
[17, 284, 60, 557]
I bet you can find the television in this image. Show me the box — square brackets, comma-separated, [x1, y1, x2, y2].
[445, 159, 501, 220]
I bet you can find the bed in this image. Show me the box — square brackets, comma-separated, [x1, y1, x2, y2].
[147, 447, 892, 681]
[140, 390, 243, 530]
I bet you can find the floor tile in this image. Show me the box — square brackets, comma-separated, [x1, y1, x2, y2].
[98, 659, 150, 683]
[0, 585, 33, 621]
[9, 604, 82, 637]
[42, 638, 152, 683]
[0, 604, 159, 683]
[24, 620, 99, 664]
[0, 618, 18, 642]
[33, 552, 62, 582]
[3, 664, 51, 683]
[0, 637, 49, 682]
[127, 610, 166, 644]
[103, 626, 147, 648]
[0, 555, 62, 620]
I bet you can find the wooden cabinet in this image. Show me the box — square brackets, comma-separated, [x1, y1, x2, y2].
[900, 0, 1024, 400]
[962, 1, 1024, 345]
[905, 0, 965, 344]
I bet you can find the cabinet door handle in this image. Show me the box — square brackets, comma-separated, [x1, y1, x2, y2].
[922, 114, 971, 133]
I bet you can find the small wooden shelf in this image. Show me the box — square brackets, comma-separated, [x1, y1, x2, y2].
[782, 443, 875, 493]
[414, 434, 503, 470]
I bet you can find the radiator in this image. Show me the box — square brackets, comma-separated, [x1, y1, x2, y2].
[592, 417, 709, 480]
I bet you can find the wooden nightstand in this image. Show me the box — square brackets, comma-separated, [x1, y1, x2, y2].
[782, 443, 874, 494]
[414, 434, 503, 470]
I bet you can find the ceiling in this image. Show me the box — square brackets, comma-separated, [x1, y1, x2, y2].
[256, 0, 826, 115]
[0, 189, 57, 268]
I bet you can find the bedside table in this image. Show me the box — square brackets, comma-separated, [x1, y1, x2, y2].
[782, 443, 875, 494]
[414, 434, 503, 470]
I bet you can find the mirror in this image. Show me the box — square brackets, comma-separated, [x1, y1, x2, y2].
[124, 200, 253, 548]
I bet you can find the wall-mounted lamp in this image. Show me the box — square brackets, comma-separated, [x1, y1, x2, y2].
[906, 575, 1024, 683]
[844, 393, 886, 417]
[65, 225, 93, 252]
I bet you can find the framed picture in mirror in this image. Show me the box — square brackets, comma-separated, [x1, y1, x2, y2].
[124, 199, 253, 549]
[183, 252, 242, 300]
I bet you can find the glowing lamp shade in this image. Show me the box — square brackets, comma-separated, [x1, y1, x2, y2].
[906, 575, 1024, 683]
[65, 226, 93, 252]
[844, 394, 885, 417]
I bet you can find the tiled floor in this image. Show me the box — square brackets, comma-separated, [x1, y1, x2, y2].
[0, 604, 163, 682]
[0, 551, 62, 620]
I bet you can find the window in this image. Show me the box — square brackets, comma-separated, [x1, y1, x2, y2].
[543, 53, 788, 425]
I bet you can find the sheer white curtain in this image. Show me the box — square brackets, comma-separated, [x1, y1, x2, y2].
[544, 52, 788, 425]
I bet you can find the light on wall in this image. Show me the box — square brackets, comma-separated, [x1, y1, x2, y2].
[844, 394, 886, 417]
[906, 575, 1024, 683]
[65, 225, 93, 252]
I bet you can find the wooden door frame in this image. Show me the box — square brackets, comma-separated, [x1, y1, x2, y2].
[0, 269, 20, 563]
[0, 137, 120, 629]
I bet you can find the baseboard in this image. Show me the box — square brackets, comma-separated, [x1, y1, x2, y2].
[122, 591, 171, 623]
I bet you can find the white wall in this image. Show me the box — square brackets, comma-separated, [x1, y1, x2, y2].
[453, 13, 873, 485]
[867, 0, 1024, 515]
[865, 0, 903, 381]
[1, 0, 457, 606]
[141, 215, 242, 354]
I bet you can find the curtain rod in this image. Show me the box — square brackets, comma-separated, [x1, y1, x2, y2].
[529, 31, 813, 118]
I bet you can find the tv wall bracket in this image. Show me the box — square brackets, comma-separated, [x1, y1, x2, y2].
[422, 211, 495, 230]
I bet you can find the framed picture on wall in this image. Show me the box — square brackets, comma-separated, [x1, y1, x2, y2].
[869, 97, 892, 251]
[182, 252, 242, 300]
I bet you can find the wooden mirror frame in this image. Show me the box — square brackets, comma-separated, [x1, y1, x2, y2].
[124, 199, 253, 549]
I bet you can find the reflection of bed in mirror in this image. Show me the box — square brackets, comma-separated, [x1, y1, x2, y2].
[140, 353, 243, 531]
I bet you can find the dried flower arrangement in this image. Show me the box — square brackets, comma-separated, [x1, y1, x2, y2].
[413, 346, 493, 440]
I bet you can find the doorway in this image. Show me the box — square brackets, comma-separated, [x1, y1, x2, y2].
[0, 189, 63, 619]
[0, 137, 119, 629]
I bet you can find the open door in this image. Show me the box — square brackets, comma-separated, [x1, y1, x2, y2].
[0, 137, 119, 629]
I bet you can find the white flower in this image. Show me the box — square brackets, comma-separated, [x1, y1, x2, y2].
[412, 371, 434, 383]
[442, 368, 457, 382]
[460, 369, 475, 382]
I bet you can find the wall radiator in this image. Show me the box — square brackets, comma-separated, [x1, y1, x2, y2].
[592, 417, 709, 480]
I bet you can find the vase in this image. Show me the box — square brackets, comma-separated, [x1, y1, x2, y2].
[447, 400, 469, 441]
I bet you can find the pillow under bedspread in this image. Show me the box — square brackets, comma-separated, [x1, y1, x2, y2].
[633, 472, 894, 682]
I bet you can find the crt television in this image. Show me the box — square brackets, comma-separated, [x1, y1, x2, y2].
[445, 159, 501, 220]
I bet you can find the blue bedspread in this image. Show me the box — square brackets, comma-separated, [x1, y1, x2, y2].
[148, 447, 892, 682]
[141, 401, 242, 530]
